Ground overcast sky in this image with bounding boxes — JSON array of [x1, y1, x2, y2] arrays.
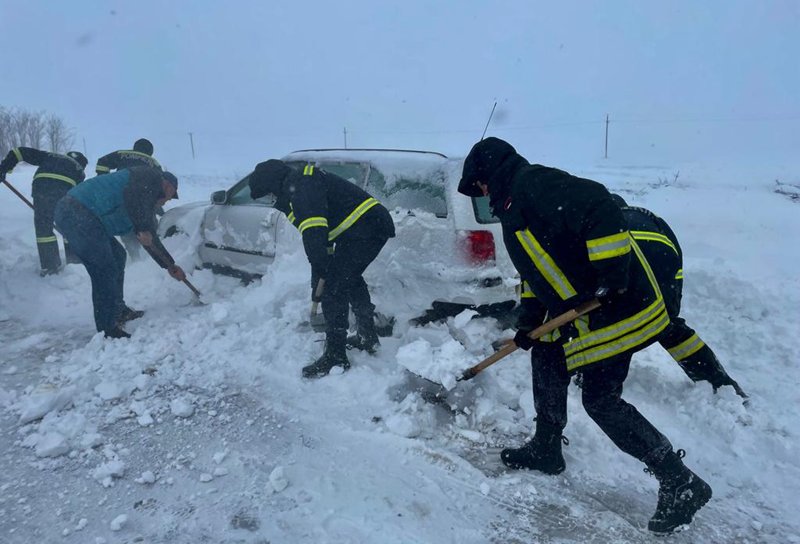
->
[[2, 0, 798, 174]]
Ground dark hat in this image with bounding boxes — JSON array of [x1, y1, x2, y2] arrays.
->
[[458, 137, 518, 197], [66, 151, 88, 169], [163, 171, 179, 199], [133, 138, 154, 156], [609, 193, 628, 208], [249, 159, 291, 199]]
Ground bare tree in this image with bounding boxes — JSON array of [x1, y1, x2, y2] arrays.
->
[[0, 107, 75, 156], [46, 113, 74, 153]]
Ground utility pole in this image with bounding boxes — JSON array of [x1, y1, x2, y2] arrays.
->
[[604, 114, 609, 159], [343, 127, 348, 149], [188, 132, 196, 159]]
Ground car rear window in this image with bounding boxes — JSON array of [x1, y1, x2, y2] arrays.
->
[[472, 196, 499, 224], [366, 166, 448, 217]]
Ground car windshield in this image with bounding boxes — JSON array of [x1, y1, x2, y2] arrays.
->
[[285, 161, 368, 186], [472, 196, 499, 224]]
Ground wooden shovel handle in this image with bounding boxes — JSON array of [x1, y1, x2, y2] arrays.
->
[[457, 299, 602, 381]]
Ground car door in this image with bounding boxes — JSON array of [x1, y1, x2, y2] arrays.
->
[[199, 176, 282, 275]]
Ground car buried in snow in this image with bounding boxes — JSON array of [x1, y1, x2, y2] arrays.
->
[[158, 148, 518, 318]]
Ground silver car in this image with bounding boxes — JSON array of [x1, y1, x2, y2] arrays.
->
[[158, 148, 517, 312]]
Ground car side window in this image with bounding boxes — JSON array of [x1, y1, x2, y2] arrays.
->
[[472, 196, 499, 224], [227, 175, 274, 206], [366, 166, 448, 217]]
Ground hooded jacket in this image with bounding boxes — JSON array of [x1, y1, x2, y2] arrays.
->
[[249, 160, 395, 278], [95, 149, 161, 175], [459, 138, 669, 372]]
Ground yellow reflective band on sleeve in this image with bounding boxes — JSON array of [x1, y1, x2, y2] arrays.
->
[[13, 148, 23, 162], [95, 165, 111, 173], [298, 217, 328, 234], [667, 333, 705, 362], [675, 269, 683, 280], [631, 230, 679, 256], [36, 236, 58, 244], [287, 211, 296, 225], [33, 173, 77, 186], [515, 228, 577, 300], [329, 197, 379, 241], [586, 231, 631, 261], [303, 164, 315, 176]]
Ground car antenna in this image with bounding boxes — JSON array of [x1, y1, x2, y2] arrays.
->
[[480, 101, 498, 140]]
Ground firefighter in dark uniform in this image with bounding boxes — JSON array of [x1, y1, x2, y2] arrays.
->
[[610, 194, 746, 397], [458, 137, 711, 534], [248, 159, 395, 379], [0, 147, 87, 275], [95, 138, 161, 261]]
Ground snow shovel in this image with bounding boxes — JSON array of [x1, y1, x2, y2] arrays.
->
[[146, 242, 204, 302], [298, 278, 326, 332], [456, 298, 601, 382], [2, 177, 35, 210]]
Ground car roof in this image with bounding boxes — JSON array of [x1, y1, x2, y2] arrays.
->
[[285, 148, 448, 159]]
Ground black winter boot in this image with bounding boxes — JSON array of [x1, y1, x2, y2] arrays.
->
[[646, 449, 712, 534], [303, 329, 351, 379], [346, 310, 380, 354], [500, 421, 567, 475], [118, 306, 145, 325], [104, 327, 131, 339]]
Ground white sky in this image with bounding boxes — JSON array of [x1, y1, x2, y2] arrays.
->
[[2, 0, 798, 173]]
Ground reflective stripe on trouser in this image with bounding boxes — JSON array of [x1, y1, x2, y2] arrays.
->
[[32, 181, 72, 271], [321, 236, 388, 335], [54, 197, 127, 333], [530, 343, 672, 462]]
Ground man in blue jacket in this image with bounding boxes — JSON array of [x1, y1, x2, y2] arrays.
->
[[54, 166, 186, 338]]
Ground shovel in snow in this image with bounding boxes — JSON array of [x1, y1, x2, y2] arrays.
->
[[456, 299, 601, 382], [298, 278, 326, 332]]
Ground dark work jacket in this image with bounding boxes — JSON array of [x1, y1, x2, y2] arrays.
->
[[622, 206, 683, 317], [273, 165, 395, 279], [0, 147, 85, 188], [96, 149, 161, 175], [491, 157, 669, 372]]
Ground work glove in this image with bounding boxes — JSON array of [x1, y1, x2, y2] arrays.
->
[[594, 286, 627, 306], [709, 373, 749, 399], [513, 328, 537, 351]]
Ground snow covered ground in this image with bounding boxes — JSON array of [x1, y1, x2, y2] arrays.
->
[[1, 161, 799, 543]]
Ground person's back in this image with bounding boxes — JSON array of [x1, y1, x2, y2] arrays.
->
[[95, 138, 160, 175]]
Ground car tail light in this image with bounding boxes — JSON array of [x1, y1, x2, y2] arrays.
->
[[461, 230, 496, 264]]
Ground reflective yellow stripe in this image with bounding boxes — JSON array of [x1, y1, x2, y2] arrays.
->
[[298, 217, 328, 234], [675, 269, 683, 280], [36, 236, 57, 243], [519, 280, 536, 299], [96, 165, 111, 173], [631, 230, 679, 256], [566, 309, 669, 371], [33, 173, 77, 187], [287, 211, 296, 225], [586, 231, 631, 261], [515, 229, 577, 300], [303, 164, 315, 176], [564, 240, 667, 368], [328, 197, 379, 241], [667, 333, 705, 362], [13, 148, 23, 162]]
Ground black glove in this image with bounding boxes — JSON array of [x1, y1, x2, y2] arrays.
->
[[594, 286, 627, 306], [513, 329, 537, 351]]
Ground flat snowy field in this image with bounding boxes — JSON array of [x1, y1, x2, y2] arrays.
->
[[1, 161, 799, 543]]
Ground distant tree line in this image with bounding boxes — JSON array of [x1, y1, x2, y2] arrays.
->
[[0, 107, 75, 157]]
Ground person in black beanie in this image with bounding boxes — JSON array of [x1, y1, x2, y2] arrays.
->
[[249, 159, 395, 378], [458, 137, 711, 534]]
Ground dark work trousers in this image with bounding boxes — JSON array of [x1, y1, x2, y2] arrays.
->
[[32, 181, 76, 271], [530, 341, 672, 465], [321, 236, 389, 337], [54, 196, 127, 333]]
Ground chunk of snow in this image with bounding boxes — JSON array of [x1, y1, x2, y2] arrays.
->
[[170, 398, 195, 418], [17, 386, 75, 424], [135, 471, 156, 484], [109, 514, 127, 531], [34, 432, 70, 458], [268, 466, 288, 493]]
